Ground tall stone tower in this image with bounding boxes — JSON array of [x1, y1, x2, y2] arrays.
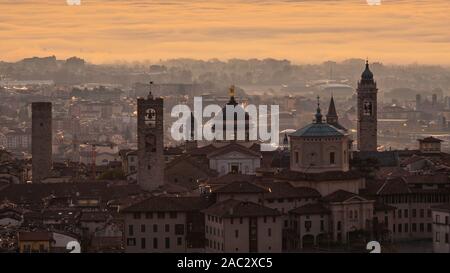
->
[[137, 85, 164, 191], [357, 60, 378, 152], [32, 102, 52, 183]]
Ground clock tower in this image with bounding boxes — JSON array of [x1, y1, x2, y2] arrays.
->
[[357, 60, 378, 152], [137, 83, 164, 191]]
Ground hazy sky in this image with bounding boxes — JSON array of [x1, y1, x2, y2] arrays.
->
[[1, 0, 449, 64]]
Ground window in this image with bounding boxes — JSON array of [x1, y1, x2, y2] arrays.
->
[[165, 238, 170, 249], [398, 224, 402, 233], [412, 223, 417, 232], [240, 217, 243, 224], [264, 216, 267, 223], [405, 223, 408, 232], [133, 212, 141, 219], [420, 209, 424, 218], [295, 152, 299, 163], [428, 210, 432, 218], [412, 209, 416, 218], [165, 224, 170, 232], [231, 218, 234, 224], [398, 210, 402, 219], [337, 221, 341, 231], [127, 238, 136, 246], [436, 215, 440, 224], [446, 216, 449, 225], [177, 237, 183, 246], [404, 209, 408, 218], [158, 212, 165, 219], [436, 232, 440, 242], [153, 224, 158, 232], [329, 152, 335, 165], [305, 221, 312, 232], [427, 223, 432, 232], [320, 220, 324, 232], [268, 228, 272, 237], [170, 212, 177, 219], [145, 212, 153, 219], [175, 224, 185, 235], [420, 223, 424, 232], [141, 224, 146, 233], [273, 217, 276, 223], [141, 238, 146, 249], [128, 225, 134, 236], [235, 230, 239, 238]]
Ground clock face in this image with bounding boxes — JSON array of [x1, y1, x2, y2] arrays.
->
[[144, 108, 156, 128], [363, 101, 373, 116]]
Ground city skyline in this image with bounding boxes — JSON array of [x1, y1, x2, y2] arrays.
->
[[1, 0, 450, 65]]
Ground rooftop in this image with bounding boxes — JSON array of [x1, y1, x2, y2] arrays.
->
[[203, 199, 280, 218]]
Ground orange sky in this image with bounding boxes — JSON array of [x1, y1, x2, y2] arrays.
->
[[1, 0, 449, 64]]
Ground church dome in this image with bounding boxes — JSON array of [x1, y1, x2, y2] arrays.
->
[[291, 96, 346, 138]]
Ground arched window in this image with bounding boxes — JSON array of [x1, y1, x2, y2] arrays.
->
[[329, 152, 335, 165]]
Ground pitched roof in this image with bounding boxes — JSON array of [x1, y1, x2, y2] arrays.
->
[[203, 199, 280, 218], [355, 151, 399, 167], [376, 177, 411, 195], [322, 190, 365, 203], [0, 182, 143, 208], [121, 196, 211, 213], [258, 182, 321, 199], [290, 122, 345, 138], [214, 181, 269, 194], [274, 169, 361, 182], [165, 154, 217, 177], [290, 203, 330, 215], [418, 136, 443, 143], [206, 142, 261, 159]]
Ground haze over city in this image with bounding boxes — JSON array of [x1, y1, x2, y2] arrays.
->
[[1, 0, 449, 64]]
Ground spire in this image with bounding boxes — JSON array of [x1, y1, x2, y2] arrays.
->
[[227, 85, 237, 105], [315, 96, 323, 123], [361, 59, 374, 81], [326, 95, 338, 124]]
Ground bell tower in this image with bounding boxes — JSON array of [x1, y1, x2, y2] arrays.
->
[[137, 82, 164, 191], [357, 60, 378, 152]]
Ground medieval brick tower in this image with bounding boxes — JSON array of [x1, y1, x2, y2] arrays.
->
[[32, 102, 52, 183], [137, 85, 164, 191], [357, 60, 378, 152]]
